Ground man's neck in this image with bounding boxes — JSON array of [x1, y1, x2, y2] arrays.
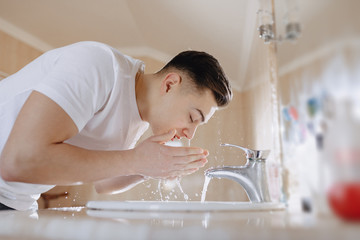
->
[[135, 72, 154, 122]]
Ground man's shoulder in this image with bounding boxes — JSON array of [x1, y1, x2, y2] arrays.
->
[[68, 41, 139, 65], [67, 41, 128, 57], [49, 41, 143, 75], [61, 41, 118, 57]]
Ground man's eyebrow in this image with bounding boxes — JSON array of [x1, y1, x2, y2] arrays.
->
[[196, 108, 205, 123]]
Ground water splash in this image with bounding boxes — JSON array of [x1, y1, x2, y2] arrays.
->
[[181, 138, 191, 147], [158, 180, 164, 201], [176, 178, 189, 201]]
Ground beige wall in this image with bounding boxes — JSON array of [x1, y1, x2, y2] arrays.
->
[[40, 48, 277, 207], [39, 83, 269, 208], [53, 34, 280, 206], [277, 42, 360, 209], [0, 31, 42, 75], [54, 0, 359, 209], [0, 28, 279, 208], [274, 0, 360, 209]]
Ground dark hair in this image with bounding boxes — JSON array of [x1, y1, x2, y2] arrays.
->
[[159, 51, 232, 107]]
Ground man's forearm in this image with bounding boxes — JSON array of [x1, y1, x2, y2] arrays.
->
[[0, 91, 139, 185], [0, 141, 137, 185], [94, 175, 147, 194]]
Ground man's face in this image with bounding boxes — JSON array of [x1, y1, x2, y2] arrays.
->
[[151, 77, 218, 140]]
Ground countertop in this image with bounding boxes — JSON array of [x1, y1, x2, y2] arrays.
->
[[0, 206, 359, 240]]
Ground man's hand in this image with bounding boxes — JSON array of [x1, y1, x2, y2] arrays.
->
[[131, 130, 209, 179]]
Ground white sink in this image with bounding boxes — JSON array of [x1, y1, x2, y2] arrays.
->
[[86, 201, 285, 212]]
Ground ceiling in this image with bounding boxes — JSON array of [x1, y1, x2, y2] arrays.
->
[[0, 0, 261, 91], [0, 0, 347, 91]]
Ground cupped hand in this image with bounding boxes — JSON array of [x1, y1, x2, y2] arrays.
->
[[131, 130, 208, 179]]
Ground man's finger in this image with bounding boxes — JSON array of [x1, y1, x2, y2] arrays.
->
[[173, 154, 208, 164], [163, 146, 205, 156]]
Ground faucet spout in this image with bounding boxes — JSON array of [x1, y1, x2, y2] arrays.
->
[[204, 144, 271, 203]]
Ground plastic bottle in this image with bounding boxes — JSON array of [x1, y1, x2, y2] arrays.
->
[[325, 99, 360, 221]]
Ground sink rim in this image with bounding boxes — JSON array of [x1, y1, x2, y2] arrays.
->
[[86, 200, 286, 212]]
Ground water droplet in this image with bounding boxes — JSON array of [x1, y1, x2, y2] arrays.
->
[[176, 178, 189, 201], [158, 180, 164, 201]]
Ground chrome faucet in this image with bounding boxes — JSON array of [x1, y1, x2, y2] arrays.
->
[[204, 143, 271, 203]]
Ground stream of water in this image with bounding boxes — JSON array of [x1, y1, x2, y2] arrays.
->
[[201, 176, 211, 203]]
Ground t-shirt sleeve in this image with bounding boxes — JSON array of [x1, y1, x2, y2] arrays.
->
[[33, 43, 115, 131]]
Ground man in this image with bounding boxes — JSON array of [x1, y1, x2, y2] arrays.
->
[[0, 41, 232, 211]]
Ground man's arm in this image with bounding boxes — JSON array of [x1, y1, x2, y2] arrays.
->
[[0, 91, 208, 185], [0, 91, 136, 184], [94, 175, 147, 194]]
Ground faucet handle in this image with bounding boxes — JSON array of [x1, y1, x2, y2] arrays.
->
[[220, 143, 270, 160]]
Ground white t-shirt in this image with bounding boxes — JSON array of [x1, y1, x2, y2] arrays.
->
[[0, 41, 149, 210]]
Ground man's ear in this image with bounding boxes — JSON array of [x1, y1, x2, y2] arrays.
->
[[160, 73, 182, 95]]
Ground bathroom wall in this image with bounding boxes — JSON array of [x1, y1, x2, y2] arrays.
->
[[36, 31, 277, 207], [0, 30, 42, 76], [277, 42, 360, 212], [0, 12, 281, 207], [0, 71, 6, 80], [66, 25, 281, 206], [2, 0, 359, 211], [38, 70, 273, 207], [275, 0, 360, 212]]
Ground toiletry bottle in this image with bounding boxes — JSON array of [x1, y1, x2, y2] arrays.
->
[[326, 99, 360, 221]]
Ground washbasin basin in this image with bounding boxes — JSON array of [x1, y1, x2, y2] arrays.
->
[[86, 201, 286, 227], [86, 201, 285, 212]]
